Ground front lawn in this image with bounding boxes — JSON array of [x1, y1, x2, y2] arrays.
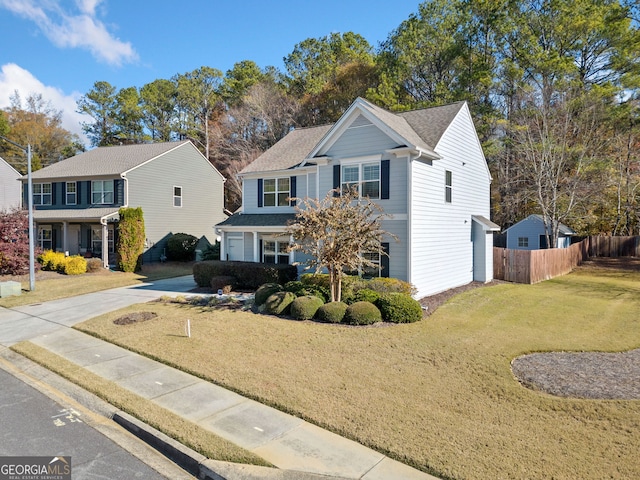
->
[[74, 262, 640, 479], [0, 262, 194, 308]]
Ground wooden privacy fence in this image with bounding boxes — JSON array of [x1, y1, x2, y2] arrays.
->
[[493, 235, 638, 284]]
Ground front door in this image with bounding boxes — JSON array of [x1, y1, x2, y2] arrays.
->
[[68, 224, 81, 255], [227, 237, 243, 261]]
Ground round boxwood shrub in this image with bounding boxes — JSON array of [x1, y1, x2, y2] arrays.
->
[[376, 292, 423, 323], [290, 295, 325, 320], [254, 283, 283, 305], [264, 291, 296, 315], [315, 302, 348, 323], [354, 288, 381, 304], [284, 281, 329, 302], [343, 301, 382, 325], [166, 233, 199, 261]]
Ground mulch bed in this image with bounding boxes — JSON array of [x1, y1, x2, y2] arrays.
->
[[113, 311, 158, 325]]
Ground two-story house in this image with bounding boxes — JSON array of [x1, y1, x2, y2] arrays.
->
[[1, 156, 21, 211], [216, 97, 499, 298], [22, 140, 226, 268]]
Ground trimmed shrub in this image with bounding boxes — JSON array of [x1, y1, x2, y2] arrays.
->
[[290, 295, 325, 320], [193, 261, 297, 289], [254, 283, 283, 305], [315, 302, 348, 323], [211, 275, 236, 294], [85, 258, 104, 272], [38, 250, 65, 271], [377, 293, 423, 323], [166, 233, 199, 261], [62, 256, 87, 275], [264, 291, 296, 315], [365, 277, 417, 296], [117, 207, 145, 272], [201, 242, 220, 261], [284, 281, 329, 302], [344, 301, 382, 325], [354, 288, 380, 304]]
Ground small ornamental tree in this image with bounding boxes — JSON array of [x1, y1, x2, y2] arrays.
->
[[287, 188, 396, 302], [116, 207, 145, 272], [0, 208, 40, 275]]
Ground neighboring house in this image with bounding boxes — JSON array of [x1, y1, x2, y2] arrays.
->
[[216, 97, 499, 298], [504, 214, 577, 250], [21, 140, 226, 267], [1, 156, 21, 211]]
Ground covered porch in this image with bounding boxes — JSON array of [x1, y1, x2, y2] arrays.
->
[[33, 208, 120, 268]]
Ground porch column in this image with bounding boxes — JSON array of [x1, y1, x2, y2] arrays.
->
[[289, 234, 295, 264], [102, 223, 108, 268], [219, 231, 225, 261], [253, 232, 259, 262]]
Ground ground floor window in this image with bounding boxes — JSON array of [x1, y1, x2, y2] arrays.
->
[[362, 250, 382, 278], [38, 225, 52, 250], [518, 236, 529, 248], [91, 226, 114, 256], [263, 239, 289, 264]]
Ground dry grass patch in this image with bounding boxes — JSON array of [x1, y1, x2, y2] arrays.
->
[[10, 341, 271, 467], [0, 262, 194, 308], [76, 266, 640, 480]]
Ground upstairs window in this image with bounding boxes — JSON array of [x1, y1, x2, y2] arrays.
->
[[33, 183, 52, 205], [92, 180, 114, 204], [263, 178, 290, 207], [445, 170, 452, 203], [173, 186, 182, 207], [66, 182, 76, 205], [341, 162, 380, 199]]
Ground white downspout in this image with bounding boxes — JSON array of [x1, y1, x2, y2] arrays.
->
[[100, 216, 109, 269]]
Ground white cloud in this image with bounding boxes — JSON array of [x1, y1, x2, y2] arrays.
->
[[0, 0, 137, 66], [0, 63, 90, 145]]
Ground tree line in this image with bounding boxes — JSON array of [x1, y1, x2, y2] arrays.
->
[[2, 0, 639, 237]]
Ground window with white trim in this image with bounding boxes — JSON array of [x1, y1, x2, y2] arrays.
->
[[263, 178, 290, 207], [33, 183, 52, 205], [66, 182, 76, 205], [92, 180, 114, 204], [38, 225, 52, 250], [91, 226, 114, 256], [263, 239, 289, 264], [173, 186, 182, 207], [445, 170, 452, 203], [518, 237, 529, 248], [362, 250, 382, 278], [341, 162, 380, 199]]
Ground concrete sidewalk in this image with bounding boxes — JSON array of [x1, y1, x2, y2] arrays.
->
[[0, 276, 438, 480]]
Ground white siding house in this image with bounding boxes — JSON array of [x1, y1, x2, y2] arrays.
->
[[504, 214, 576, 250], [216, 98, 499, 298], [0, 156, 21, 211]]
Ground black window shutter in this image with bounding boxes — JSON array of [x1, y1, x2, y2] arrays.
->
[[77, 182, 82, 205], [290, 176, 297, 206], [88, 181, 92, 204], [381, 242, 390, 278], [62, 182, 67, 204], [51, 183, 57, 205], [52, 229, 57, 250], [333, 165, 340, 196], [259, 239, 263, 262], [381, 159, 390, 200], [257, 179, 263, 207], [115, 179, 124, 205]]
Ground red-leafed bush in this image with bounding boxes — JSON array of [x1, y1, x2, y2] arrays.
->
[[0, 209, 40, 275]]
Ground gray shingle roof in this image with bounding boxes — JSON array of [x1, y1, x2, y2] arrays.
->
[[216, 213, 297, 228], [28, 140, 191, 180], [33, 207, 119, 222], [240, 98, 465, 175], [240, 125, 332, 174]]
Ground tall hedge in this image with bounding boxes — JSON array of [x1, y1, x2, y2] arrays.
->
[[116, 207, 145, 272]]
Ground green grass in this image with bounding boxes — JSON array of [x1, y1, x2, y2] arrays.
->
[[71, 264, 640, 479], [0, 262, 194, 308]]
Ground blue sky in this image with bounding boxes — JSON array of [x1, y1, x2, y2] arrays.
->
[[0, 0, 421, 143]]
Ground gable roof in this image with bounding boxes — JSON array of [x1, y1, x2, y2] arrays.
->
[[27, 140, 192, 180], [504, 214, 576, 236], [1, 156, 20, 176], [241, 98, 466, 175]]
